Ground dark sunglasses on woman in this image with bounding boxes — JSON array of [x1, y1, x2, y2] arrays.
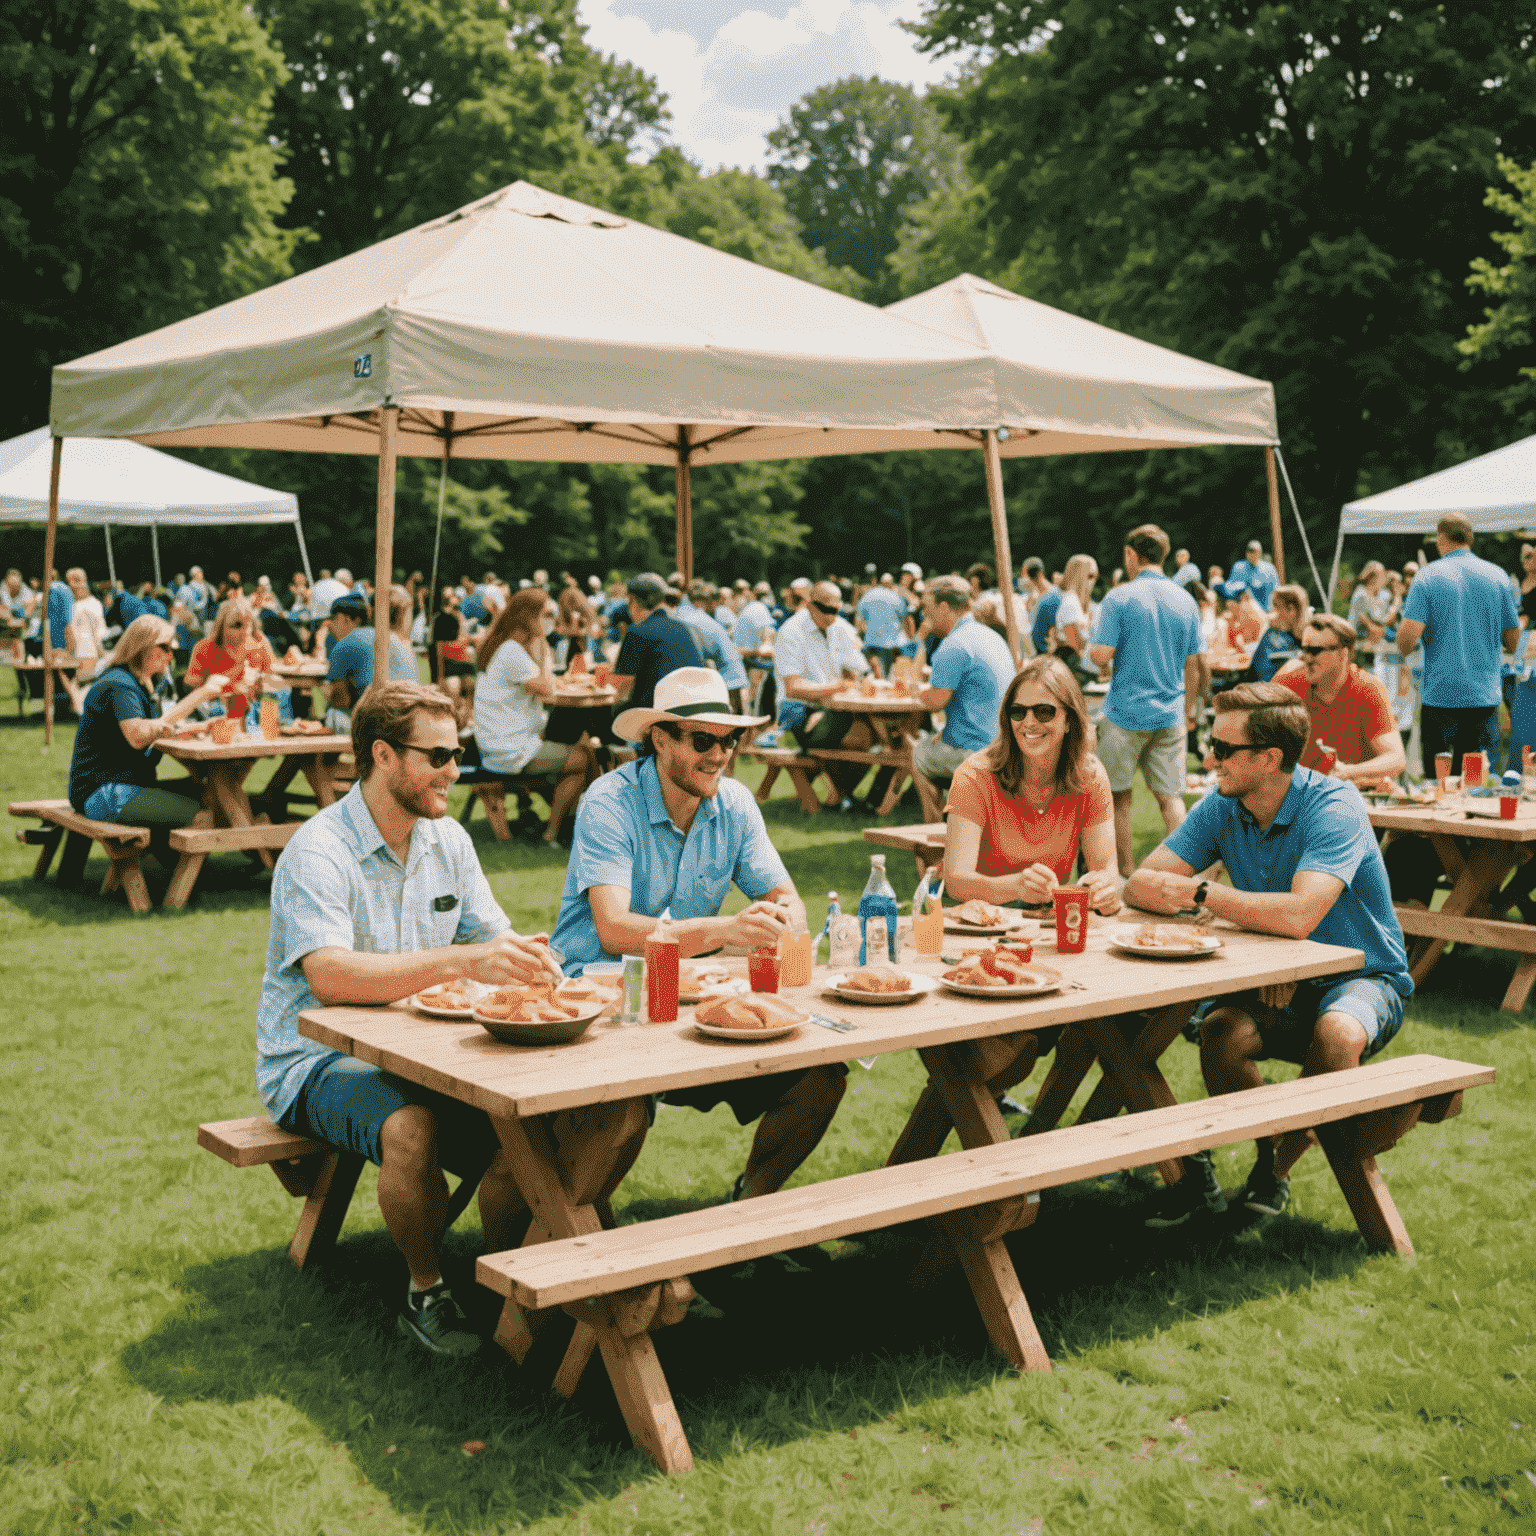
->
[[1007, 702, 1059, 724]]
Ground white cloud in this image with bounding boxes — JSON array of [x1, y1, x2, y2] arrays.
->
[[579, 0, 954, 172]]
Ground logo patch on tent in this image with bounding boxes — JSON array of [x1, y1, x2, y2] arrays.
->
[[354, 354, 372, 379]]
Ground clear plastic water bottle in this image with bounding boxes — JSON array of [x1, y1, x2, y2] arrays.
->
[[858, 855, 899, 966], [816, 891, 840, 965]]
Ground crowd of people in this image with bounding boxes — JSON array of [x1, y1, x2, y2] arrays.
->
[[24, 510, 1535, 1353]]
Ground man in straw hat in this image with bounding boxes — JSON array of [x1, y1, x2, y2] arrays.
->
[[552, 668, 847, 1202]]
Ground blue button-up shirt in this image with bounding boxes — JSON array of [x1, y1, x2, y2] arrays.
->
[[674, 605, 749, 690], [255, 784, 510, 1121], [732, 599, 776, 650], [1228, 557, 1278, 608], [1165, 768, 1411, 996], [551, 757, 792, 975]]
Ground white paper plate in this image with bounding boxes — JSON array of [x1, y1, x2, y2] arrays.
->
[[409, 985, 490, 1018], [824, 972, 939, 1005], [694, 1018, 802, 1042], [942, 910, 1033, 936], [941, 971, 1062, 999], [1109, 934, 1223, 959], [679, 974, 749, 1003]]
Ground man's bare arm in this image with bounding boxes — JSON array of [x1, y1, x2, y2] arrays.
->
[[1394, 618, 1424, 656], [302, 932, 563, 1004], [1334, 728, 1408, 784], [588, 883, 801, 957]]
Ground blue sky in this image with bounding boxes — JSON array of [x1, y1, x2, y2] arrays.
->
[[577, 1, 954, 171]]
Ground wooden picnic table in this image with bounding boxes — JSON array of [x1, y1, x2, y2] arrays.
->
[[270, 658, 328, 681], [826, 688, 927, 815], [155, 728, 351, 903], [3, 654, 82, 716], [300, 922, 1361, 1470], [548, 686, 616, 709], [863, 821, 947, 879], [1368, 795, 1536, 1011]]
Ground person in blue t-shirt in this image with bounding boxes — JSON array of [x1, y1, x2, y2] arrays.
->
[[856, 576, 911, 676], [1030, 583, 1064, 656], [910, 576, 1016, 820], [1126, 680, 1411, 1228], [1396, 512, 1521, 777], [1228, 541, 1279, 609]]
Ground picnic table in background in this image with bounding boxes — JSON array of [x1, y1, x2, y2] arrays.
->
[[863, 821, 947, 880], [1369, 792, 1536, 1011], [155, 726, 351, 907], [299, 922, 1362, 1471], [3, 654, 81, 716], [270, 657, 328, 681], [825, 683, 927, 815]]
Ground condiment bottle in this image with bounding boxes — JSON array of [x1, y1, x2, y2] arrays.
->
[[644, 911, 679, 1023]]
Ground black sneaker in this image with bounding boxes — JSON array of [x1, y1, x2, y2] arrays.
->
[[1144, 1161, 1227, 1229], [1240, 1168, 1291, 1218], [397, 1282, 482, 1358]]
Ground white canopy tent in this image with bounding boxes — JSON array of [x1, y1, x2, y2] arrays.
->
[[1330, 434, 1536, 599], [48, 180, 1285, 708], [0, 425, 309, 589]]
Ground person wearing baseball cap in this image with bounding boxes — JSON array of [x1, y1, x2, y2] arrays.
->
[[608, 573, 703, 735], [552, 667, 847, 1199]]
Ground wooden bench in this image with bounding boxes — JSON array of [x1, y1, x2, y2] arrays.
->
[[740, 744, 833, 814], [9, 798, 154, 913], [477, 1053, 1491, 1470], [458, 769, 562, 841], [164, 817, 303, 909], [198, 1114, 485, 1270]]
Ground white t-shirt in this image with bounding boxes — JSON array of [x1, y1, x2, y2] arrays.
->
[[473, 638, 548, 773], [1055, 591, 1092, 646], [69, 597, 107, 657], [308, 578, 347, 618]]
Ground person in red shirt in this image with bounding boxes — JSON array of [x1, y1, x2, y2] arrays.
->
[[185, 598, 277, 724], [1276, 613, 1406, 783]]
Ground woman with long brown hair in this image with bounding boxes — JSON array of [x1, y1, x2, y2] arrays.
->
[[472, 587, 598, 842], [944, 656, 1121, 913], [185, 596, 276, 724]]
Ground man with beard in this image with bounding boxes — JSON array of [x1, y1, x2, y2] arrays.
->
[[552, 668, 847, 1201], [256, 682, 569, 1357]]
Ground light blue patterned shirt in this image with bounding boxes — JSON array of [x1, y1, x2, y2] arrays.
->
[[551, 757, 791, 975], [255, 783, 510, 1120]]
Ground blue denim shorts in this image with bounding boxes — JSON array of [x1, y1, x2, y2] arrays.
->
[[1192, 974, 1406, 1065], [280, 1054, 501, 1178]]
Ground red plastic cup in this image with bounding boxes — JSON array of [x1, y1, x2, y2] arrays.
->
[[1463, 751, 1487, 789], [747, 945, 781, 994], [594, 664, 612, 689], [1501, 795, 1518, 820], [1318, 746, 1337, 776], [1052, 886, 1090, 955], [644, 931, 679, 1022]]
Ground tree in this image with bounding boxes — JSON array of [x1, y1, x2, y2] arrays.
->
[[1460, 156, 1536, 432], [765, 76, 964, 302], [907, 0, 1536, 578], [0, 0, 297, 429]]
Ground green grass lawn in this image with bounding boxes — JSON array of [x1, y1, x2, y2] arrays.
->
[[1, 705, 1533, 1534]]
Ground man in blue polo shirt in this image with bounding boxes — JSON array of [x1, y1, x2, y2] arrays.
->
[[1089, 524, 1206, 876], [1126, 680, 1411, 1227], [1030, 579, 1064, 656], [1228, 540, 1279, 609], [1395, 512, 1520, 777], [552, 668, 846, 1201], [856, 574, 910, 676], [911, 576, 1016, 820]]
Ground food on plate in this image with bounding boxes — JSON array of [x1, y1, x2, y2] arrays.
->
[[1130, 923, 1216, 952], [279, 718, 331, 736], [839, 965, 911, 995], [680, 961, 738, 998], [950, 899, 1013, 927], [942, 946, 1056, 988], [694, 993, 804, 1030], [416, 977, 486, 1007], [477, 984, 585, 1024]]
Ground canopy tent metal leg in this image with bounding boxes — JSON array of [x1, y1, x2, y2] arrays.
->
[[983, 430, 1022, 666], [43, 437, 61, 748], [1264, 447, 1286, 584], [293, 516, 314, 588], [103, 524, 116, 585], [374, 407, 400, 683], [427, 413, 454, 623], [1274, 447, 1327, 605], [150, 523, 162, 589], [675, 426, 693, 586]]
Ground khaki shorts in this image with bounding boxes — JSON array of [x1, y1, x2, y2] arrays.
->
[[912, 733, 971, 781], [1096, 717, 1189, 798]]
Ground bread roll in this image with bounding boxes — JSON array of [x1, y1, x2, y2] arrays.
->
[[843, 966, 911, 994]]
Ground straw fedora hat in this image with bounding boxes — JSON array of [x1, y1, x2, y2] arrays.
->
[[613, 666, 768, 742]]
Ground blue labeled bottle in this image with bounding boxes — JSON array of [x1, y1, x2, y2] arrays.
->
[[858, 854, 899, 966]]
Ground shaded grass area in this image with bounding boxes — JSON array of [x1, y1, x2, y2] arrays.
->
[[2, 713, 1533, 1533]]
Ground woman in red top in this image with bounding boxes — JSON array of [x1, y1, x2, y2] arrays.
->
[[945, 656, 1121, 915], [185, 598, 276, 724]]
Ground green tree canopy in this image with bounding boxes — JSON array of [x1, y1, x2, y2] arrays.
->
[[1, 0, 297, 429], [902, 0, 1536, 581], [1460, 156, 1536, 433], [766, 76, 964, 302]]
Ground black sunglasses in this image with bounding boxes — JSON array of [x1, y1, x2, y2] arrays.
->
[[1299, 643, 1346, 657], [810, 600, 841, 616], [657, 723, 744, 754], [386, 740, 465, 769], [1007, 702, 1059, 724], [1208, 737, 1258, 761]]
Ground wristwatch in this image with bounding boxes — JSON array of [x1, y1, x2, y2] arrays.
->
[[1192, 880, 1211, 907]]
